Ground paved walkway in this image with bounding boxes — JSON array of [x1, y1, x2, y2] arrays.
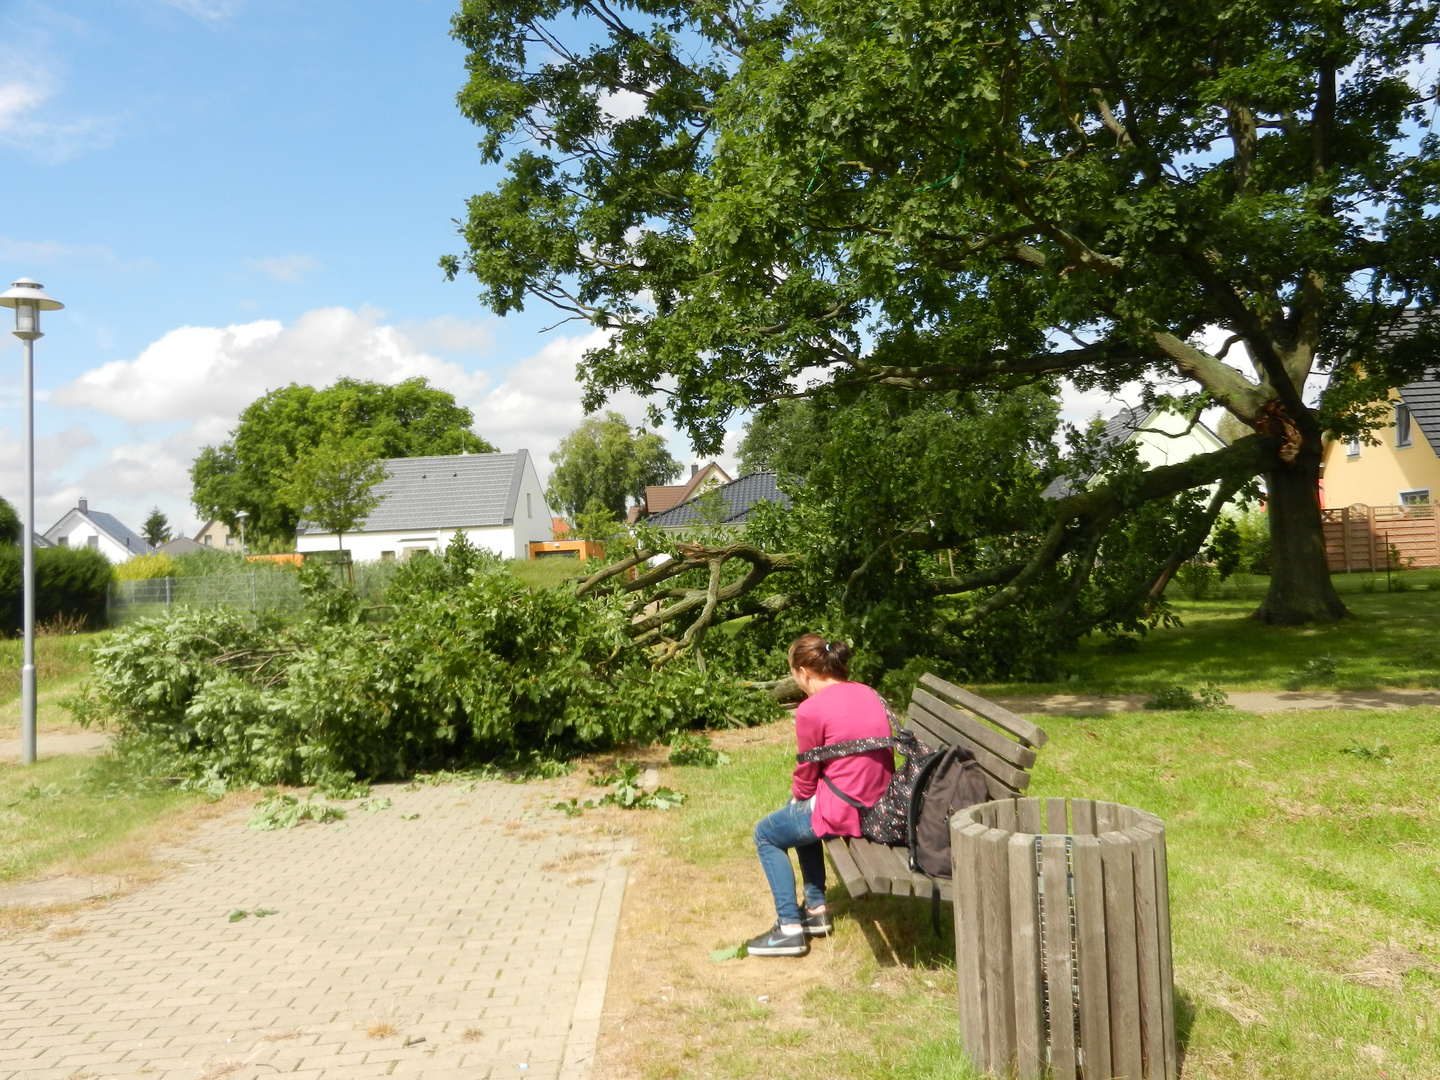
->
[[991, 687, 1440, 716], [0, 781, 629, 1080], [0, 731, 111, 760]]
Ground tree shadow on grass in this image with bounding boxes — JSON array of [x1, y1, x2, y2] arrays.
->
[[834, 892, 955, 969]]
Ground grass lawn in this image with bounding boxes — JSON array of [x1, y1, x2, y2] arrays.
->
[[973, 589, 1440, 696], [595, 705, 1440, 1080], [0, 631, 101, 737]]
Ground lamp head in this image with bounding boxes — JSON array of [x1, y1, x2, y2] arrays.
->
[[0, 278, 64, 340]]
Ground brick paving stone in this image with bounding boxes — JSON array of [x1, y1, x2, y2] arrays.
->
[[0, 780, 630, 1080]]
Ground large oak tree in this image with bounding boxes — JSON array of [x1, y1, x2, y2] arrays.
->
[[445, 0, 1440, 625]]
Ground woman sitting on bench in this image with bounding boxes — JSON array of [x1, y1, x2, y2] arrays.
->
[[747, 634, 895, 958]]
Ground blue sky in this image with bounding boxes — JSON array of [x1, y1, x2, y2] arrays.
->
[[0, 0, 680, 536]]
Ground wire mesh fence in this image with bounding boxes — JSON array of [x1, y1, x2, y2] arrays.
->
[[107, 563, 400, 625]]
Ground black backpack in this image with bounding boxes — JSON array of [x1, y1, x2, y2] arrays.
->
[[906, 744, 990, 878]]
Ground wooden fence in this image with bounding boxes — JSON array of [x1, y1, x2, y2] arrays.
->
[[951, 797, 1176, 1080], [1323, 504, 1440, 572]]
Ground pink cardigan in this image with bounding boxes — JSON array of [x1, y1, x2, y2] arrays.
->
[[792, 681, 895, 837]]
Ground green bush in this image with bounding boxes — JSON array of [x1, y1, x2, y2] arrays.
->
[[0, 546, 113, 634], [71, 537, 779, 790], [115, 553, 176, 581]]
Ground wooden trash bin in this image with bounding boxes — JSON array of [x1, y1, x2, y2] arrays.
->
[[950, 797, 1176, 1080]]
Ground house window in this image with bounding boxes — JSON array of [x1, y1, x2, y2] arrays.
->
[[87, 536, 99, 550], [225, 535, 235, 546], [380, 550, 396, 561], [1400, 488, 1431, 506], [57, 536, 68, 548], [1396, 402, 1413, 448], [1345, 436, 1361, 458], [527, 492, 533, 518], [203, 535, 213, 546]]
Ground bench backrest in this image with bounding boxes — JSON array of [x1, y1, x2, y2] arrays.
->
[[903, 674, 1049, 801]]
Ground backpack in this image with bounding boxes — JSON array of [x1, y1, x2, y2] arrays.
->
[[906, 744, 990, 878]]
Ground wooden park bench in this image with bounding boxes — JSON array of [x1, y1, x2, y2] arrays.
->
[[822, 674, 1049, 903]]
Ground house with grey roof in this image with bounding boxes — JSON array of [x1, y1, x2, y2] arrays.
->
[[1043, 405, 1225, 499], [42, 499, 147, 563], [293, 451, 554, 561], [644, 471, 791, 533]]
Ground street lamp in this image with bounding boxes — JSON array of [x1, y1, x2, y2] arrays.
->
[[0, 278, 64, 767], [236, 509, 249, 556]]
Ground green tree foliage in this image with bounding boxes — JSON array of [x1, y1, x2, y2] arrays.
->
[[546, 411, 680, 520], [140, 508, 170, 548], [736, 400, 827, 479], [76, 538, 778, 789], [277, 440, 390, 551], [443, 0, 1440, 625], [0, 496, 19, 546], [0, 547, 113, 633], [191, 377, 495, 546]]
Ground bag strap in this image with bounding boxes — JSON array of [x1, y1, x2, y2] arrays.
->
[[822, 776, 871, 810], [796, 735, 894, 765]]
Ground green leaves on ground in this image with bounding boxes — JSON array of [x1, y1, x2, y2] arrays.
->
[[596, 762, 686, 811], [709, 942, 748, 963], [247, 792, 347, 831]]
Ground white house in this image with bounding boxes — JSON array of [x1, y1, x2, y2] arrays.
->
[[294, 451, 554, 561], [1044, 406, 1226, 499], [43, 499, 147, 563]]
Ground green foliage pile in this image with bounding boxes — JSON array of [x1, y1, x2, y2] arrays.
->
[[0, 547, 113, 635], [73, 535, 779, 791]]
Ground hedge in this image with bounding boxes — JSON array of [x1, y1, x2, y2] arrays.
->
[[0, 546, 114, 634]]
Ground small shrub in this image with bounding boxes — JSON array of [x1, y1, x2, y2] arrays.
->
[[114, 553, 176, 582], [597, 761, 686, 810], [1145, 683, 1230, 711], [1286, 656, 1337, 689], [669, 731, 731, 768], [0, 546, 113, 634]]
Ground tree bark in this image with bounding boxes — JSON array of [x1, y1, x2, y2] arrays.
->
[[1253, 441, 1348, 624]]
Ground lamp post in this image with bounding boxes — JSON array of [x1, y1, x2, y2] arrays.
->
[[0, 278, 64, 767], [236, 509, 249, 556]]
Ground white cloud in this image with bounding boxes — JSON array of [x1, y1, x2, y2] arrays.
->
[[0, 236, 150, 277], [0, 53, 117, 163], [155, 0, 243, 19], [18, 306, 697, 536], [244, 253, 319, 282]]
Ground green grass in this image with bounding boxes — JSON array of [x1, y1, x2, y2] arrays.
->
[[644, 706, 1440, 1079], [507, 556, 591, 589], [974, 590, 1440, 696], [0, 755, 204, 884], [0, 632, 99, 734]]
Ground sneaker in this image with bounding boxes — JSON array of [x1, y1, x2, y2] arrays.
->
[[800, 907, 833, 937], [746, 922, 809, 957]]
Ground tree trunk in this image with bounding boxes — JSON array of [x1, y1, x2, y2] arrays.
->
[[1253, 443, 1348, 624]]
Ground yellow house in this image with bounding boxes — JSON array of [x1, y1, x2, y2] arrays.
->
[[1320, 373, 1440, 508]]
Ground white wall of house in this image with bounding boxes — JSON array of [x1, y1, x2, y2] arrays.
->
[[44, 512, 139, 564], [296, 526, 521, 561], [1130, 411, 1225, 468], [511, 454, 555, 554]]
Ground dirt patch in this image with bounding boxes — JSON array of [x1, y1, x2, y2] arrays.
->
[[1342, 943, 1434, 991]]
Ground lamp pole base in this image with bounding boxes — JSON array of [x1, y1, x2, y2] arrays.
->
[[21, 664, 36, 765]]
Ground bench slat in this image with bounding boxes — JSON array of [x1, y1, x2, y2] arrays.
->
[[919, 673, 1049, 748], [848, 837, 901, 894], [908, 699, 1034, 792], [823, 837, 869, 898], [911, 688, 1038, 769]]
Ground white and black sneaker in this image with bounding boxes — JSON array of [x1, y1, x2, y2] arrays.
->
[[800, 907, 833, 937], [746, 922, 809, 957]]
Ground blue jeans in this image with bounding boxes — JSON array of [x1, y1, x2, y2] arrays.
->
[[754, 797, 827, 925]]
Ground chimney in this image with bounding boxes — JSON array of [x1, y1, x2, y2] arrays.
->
[[690, 464, 698, 477], [78, 497, 88, 513]]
